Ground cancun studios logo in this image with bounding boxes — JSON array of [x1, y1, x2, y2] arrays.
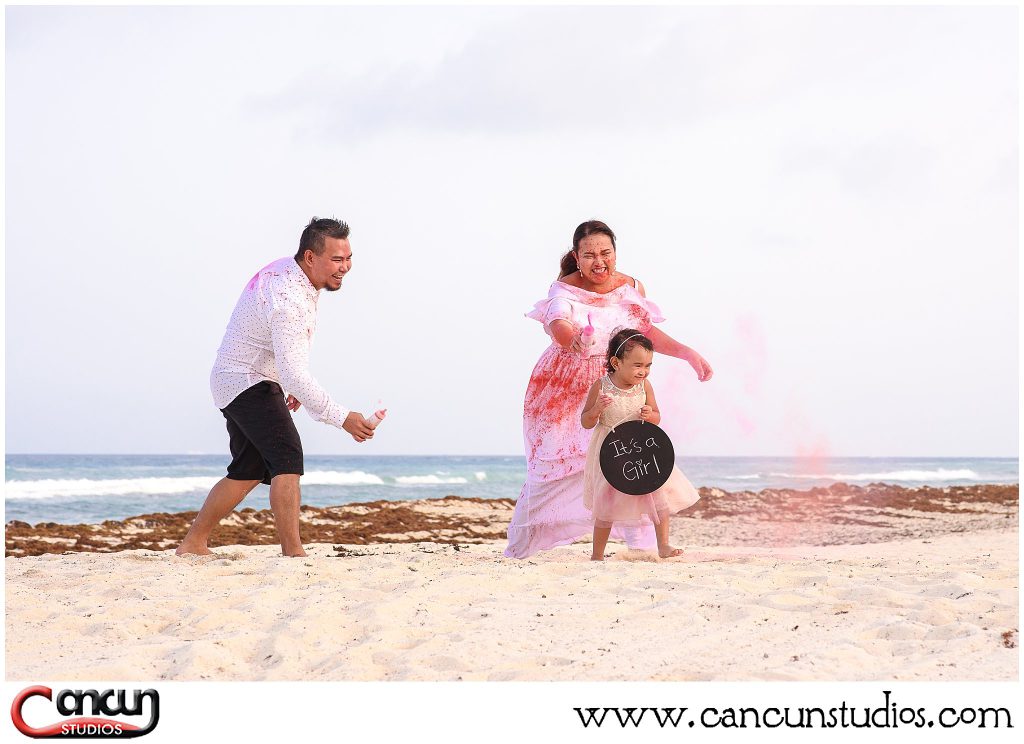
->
[[11, 686, 159, 739]]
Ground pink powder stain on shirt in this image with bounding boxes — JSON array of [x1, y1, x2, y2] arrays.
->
[[245, 260, 285, 292]]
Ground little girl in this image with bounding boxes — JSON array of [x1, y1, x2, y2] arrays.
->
[[580, 328, 701, 561]]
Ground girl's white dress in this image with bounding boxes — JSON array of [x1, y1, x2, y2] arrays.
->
[[582, 375, 700, 526]]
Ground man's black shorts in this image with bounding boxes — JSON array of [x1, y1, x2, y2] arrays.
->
[[221, 381, 303, 485]]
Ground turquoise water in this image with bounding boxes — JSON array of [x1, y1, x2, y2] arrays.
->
[[4, 454, 1018, 525]]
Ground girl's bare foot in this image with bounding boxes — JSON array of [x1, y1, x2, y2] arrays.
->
[[658, 546, 684, 558]]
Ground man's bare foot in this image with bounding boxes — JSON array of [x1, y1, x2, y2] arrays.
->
[[283, 549, 308, 558], [590, 555, 605, 561], [658, 546, 684, 558], [175, 542, 213, 557]]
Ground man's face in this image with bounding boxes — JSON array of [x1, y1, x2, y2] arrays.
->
[[305, 237, 352, 292]]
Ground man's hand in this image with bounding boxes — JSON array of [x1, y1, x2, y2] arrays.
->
[[286, 394, 302, 412], [342, 412, 376, 442]]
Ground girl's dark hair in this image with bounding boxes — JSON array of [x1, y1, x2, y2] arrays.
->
[[559, 220, 617, 277], [605, 328, 653, 374]]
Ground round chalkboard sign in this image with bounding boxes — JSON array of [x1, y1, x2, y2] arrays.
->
[[599, 420, 676, 496]]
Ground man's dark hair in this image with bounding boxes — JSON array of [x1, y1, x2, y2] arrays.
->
[[295, 217, 350, 260]]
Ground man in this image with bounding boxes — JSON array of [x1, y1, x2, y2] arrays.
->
[[176, 217, 375, 558]]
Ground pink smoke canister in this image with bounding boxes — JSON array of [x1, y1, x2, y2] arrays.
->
[[581, 313, 595, 349]]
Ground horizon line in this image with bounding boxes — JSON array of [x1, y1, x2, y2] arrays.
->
[[4, 452, 1020, 459]]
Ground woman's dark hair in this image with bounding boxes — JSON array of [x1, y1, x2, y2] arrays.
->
[[295, 217, 350, 260], [605, 328, 653, 374], [559, 220, 617, 277]]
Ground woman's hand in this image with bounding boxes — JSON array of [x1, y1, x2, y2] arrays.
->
[[549, 319, 589, 355], [684, 350, 714, 382], [569, 331, 590, 355], [647, 327, 713, 381]]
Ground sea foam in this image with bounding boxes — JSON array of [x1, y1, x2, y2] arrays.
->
[[5, 469, 386, 499], [302, 470, 385, 486], [394, 475, 470, 485], [4, 477, 220, 499]]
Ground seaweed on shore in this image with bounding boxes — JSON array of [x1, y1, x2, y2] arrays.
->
[[4, 485, 1017, 558]]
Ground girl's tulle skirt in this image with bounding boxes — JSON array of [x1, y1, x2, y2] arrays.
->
[[582, 422, 700, 526]]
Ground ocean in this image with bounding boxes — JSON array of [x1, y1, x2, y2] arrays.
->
[[3, 455, 1017, 526]]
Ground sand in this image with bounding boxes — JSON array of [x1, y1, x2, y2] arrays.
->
[[5, 528, 1017, 682]]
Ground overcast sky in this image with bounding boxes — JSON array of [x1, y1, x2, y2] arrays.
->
[[4, 4, 1018, 457]]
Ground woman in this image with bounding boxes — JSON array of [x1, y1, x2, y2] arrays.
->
[[504, 220, 713, 559]]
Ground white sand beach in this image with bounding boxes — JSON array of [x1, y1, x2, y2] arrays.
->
[[5, 528, 1017, 682]]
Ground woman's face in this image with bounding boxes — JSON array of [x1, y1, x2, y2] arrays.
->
[[573, 234, 616, 286]]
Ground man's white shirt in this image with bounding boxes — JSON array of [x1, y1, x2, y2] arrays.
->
[[210, 257, 350, 427]]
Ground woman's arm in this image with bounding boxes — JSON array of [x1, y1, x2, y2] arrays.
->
[[639, 379, 661, 426], [549, 319, 584, 353], [630, 276, 711, 381], [647, 326, 713, 382]]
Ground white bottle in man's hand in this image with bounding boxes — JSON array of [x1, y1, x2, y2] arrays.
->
[[367, 408, 387, 429]]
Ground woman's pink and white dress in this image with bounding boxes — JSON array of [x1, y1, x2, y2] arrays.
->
[[504, 279, 668, 558], [582, 375, 700, 526]]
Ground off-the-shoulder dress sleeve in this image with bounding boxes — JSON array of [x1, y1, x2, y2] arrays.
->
[[617, 284, 665, 334], [525, 283, 576, 331], [524, 281, 666, 339]]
